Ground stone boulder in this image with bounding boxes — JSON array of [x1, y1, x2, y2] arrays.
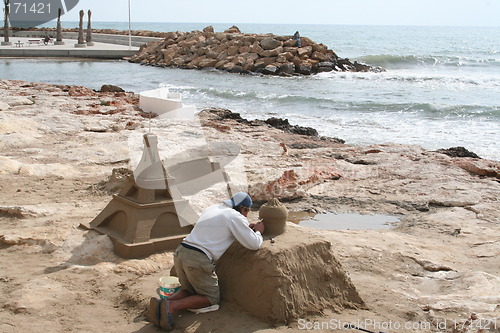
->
[[297, 63, 313, 75], [260, 46, 283, 57], [317, 61, 335, 72], [203, 25, 214, 33], [312, 51, 328, 61], [263, 65, 279, 75], [260, 37, 282, 50], [100, 84, 125, 93], [297, 46, 312, 58], [279, 63, 296, 75], [224, 25, 241, 34]]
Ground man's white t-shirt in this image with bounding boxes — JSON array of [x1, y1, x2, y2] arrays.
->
[[183, 204, 263, 261]]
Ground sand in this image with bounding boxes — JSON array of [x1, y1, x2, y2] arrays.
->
[[0, 79, 499, 333]]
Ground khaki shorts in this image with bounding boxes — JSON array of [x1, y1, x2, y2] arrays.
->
[[173, 245, 220, 305]]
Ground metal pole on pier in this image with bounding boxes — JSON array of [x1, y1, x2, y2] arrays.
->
[[128, 0, 131, 49]]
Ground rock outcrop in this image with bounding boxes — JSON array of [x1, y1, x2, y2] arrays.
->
[[128, 25, 383, 76]]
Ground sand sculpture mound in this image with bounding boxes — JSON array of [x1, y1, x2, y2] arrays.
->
[[216, 225, 365, 324], [259, 198, 288, 235]]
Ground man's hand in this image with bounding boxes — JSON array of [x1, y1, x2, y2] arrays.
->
[[251, 221, 265, 233]]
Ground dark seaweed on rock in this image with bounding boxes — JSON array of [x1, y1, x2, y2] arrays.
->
[[264, 117, 318, 137], [436, 147, 481, 159]]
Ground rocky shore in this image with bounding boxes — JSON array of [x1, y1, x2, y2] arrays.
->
[[128, 25, 383, 76], [0, 79, 499, 333]]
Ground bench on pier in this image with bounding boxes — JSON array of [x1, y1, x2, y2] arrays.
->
[[27, 39, 42, 46]]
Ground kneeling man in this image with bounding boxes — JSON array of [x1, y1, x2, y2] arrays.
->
[[149, 192, 264, 331]]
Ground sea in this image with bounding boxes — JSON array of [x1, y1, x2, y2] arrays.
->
[[1, 22, 499, 161]]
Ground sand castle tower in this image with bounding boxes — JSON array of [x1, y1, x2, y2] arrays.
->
[[89, 133, 198, 258], [259, 198, 288, 235]]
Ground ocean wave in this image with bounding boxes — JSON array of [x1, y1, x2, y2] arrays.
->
[[356, 54, 500, 68], [164, 82, 499, 119], [183, 86, 330, 105], [350, 102, 499, 117], [319, 70, 500, 87], [356, 54, 435, 66]]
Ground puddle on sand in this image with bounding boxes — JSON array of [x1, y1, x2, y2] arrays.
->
[[289, 212, 400, 230]]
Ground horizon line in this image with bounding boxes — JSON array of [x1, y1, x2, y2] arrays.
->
[[48, 20, 500, 29]]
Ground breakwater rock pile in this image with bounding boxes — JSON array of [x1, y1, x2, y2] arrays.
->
[[129, 25, 383, 76]]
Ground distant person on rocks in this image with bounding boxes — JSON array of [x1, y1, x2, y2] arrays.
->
[[293, 31, 302, 47], [148, 192, 264, 331]]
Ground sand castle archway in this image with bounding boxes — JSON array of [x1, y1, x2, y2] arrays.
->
[[88, 133, 199, 258], [150, 212, 186, 239], [97, 210, 128, 240]]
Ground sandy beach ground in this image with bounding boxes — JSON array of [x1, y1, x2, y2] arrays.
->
[[0, 79, 499, 333]]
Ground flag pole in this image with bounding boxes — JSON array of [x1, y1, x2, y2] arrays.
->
[[128, 0, 131, 49]]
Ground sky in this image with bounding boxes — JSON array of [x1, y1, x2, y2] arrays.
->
[[56, 0, 500, 27]]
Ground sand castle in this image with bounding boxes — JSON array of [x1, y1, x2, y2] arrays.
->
[[87, 89, 229, 258], [88, 133, 198, 258]]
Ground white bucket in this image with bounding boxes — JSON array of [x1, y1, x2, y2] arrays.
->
[[158, 276, 180, 299]]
